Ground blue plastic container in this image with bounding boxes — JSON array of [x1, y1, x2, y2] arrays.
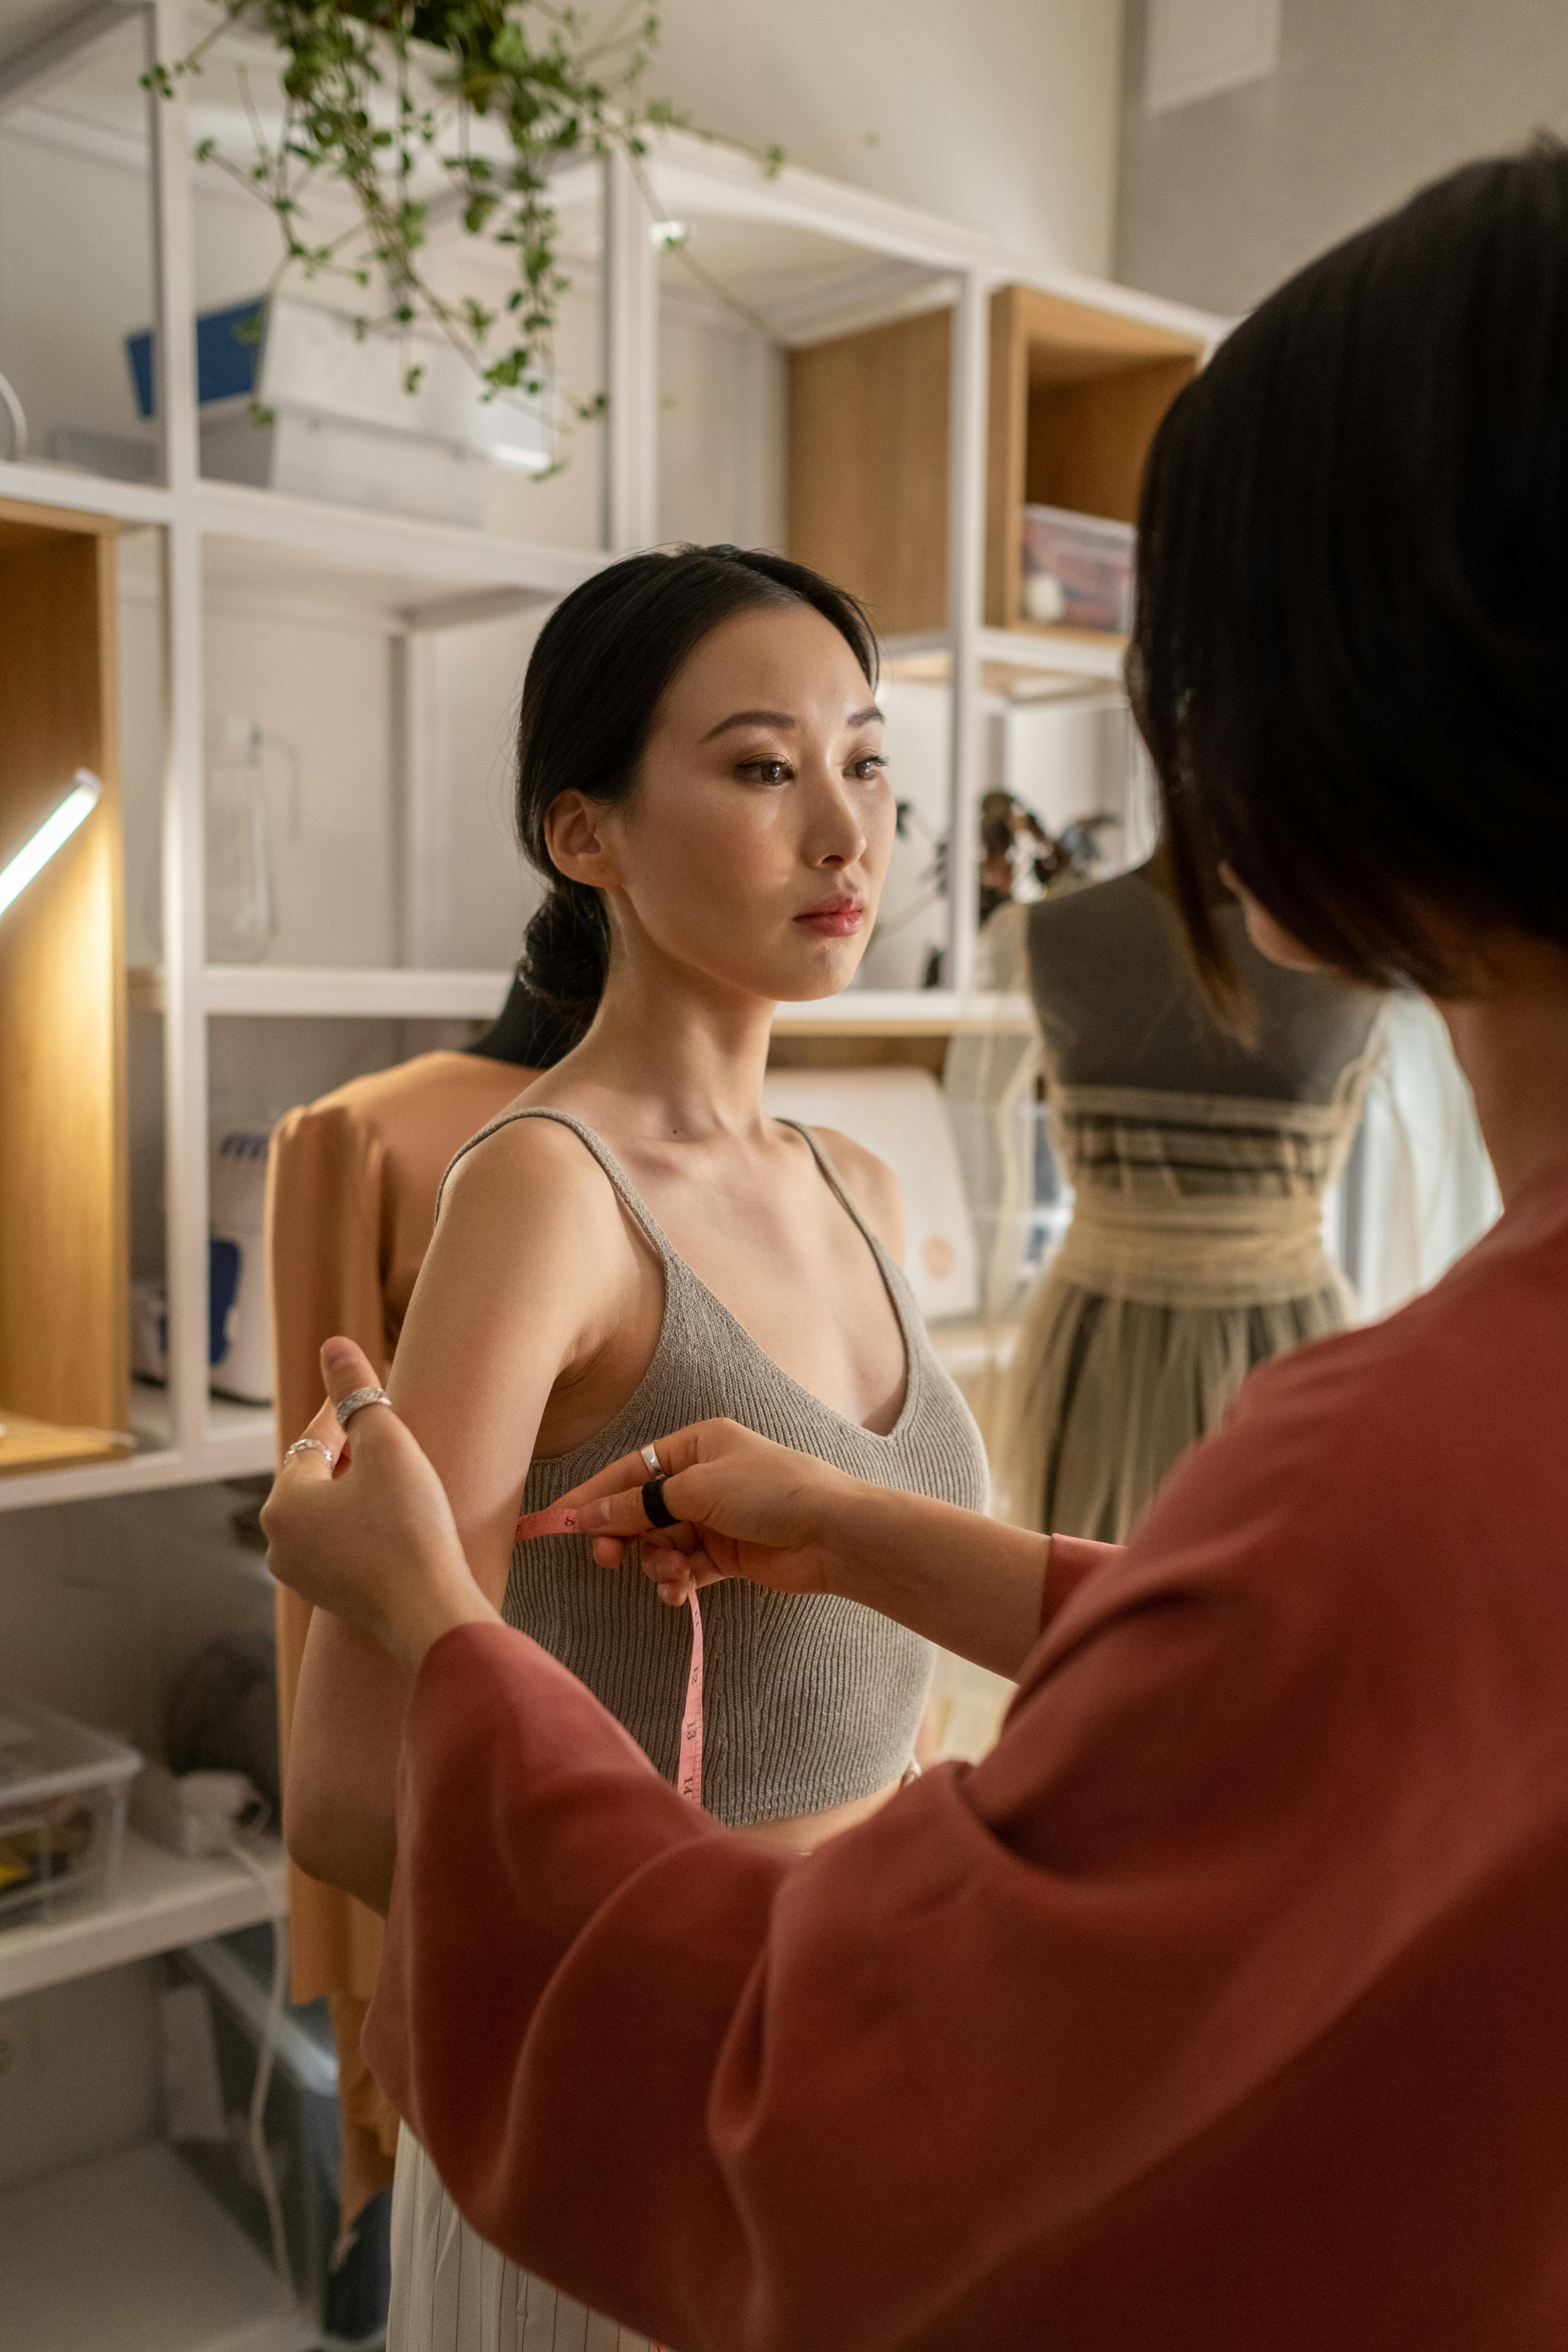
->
[[126, 299, 266, 419]]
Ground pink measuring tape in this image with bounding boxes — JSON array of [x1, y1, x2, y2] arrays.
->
[[514, 1501, 705, 1810]]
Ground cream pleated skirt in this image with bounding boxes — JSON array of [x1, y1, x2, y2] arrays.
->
[[389, 2125, 656, 2352], [992, 1265, 1349, 1544]]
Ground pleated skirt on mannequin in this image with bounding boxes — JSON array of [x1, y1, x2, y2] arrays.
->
[[994, 1266, 1349, 1543]]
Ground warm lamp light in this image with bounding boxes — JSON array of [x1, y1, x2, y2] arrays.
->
[[0, 770, 102, 920]]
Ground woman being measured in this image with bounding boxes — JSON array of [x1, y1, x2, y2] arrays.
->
[[283, 544, 986, 2352]]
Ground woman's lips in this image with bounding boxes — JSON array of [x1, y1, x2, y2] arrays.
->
[[794, 898, 865, 938]]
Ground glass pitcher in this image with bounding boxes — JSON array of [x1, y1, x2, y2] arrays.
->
[[206, 715, 276, 963]]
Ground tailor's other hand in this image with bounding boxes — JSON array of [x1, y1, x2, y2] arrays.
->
[[260, 1337, 499, 1674], [547, 1420, 859, 1609]]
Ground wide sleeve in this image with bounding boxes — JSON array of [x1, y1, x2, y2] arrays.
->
[[266, 1098, 393, 2005], [364, 1314, 1555, 2352]]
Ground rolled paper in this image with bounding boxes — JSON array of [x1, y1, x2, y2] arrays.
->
[[513, 1499, 585, 1541]]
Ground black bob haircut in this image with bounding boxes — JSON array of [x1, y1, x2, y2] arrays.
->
[[514, 543, 878, 1045], [1130, 141, 1568, 1019]]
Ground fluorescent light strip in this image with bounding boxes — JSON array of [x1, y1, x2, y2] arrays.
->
[[0, 770, 102, 920]]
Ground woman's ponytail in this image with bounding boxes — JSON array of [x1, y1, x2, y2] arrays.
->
[[518, 878, 610, 1046]]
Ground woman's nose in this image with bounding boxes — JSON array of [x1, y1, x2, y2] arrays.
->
[[808, 769, 867, 867]]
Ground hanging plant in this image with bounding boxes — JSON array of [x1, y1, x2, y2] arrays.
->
[[146, 2, 691, 453]]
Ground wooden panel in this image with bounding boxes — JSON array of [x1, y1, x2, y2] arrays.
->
[[985, 286, 1030, 628], [0, 516, 128, 1457], [0, 497, 118, 548], [788, 307, 950, 637], [1010, 285, 1204, 381], [767, 1032, 949, 1076], [0, 1415, 129, 1475], [1025, 355, 1199, 524]]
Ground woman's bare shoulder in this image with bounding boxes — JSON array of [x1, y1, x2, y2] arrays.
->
[[807, 1126, 906, 1262], [437, 1109, 629, 1257]]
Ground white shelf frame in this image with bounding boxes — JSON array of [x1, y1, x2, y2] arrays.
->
[[0, 8, 1226, 1517], [0, 1827, 286, 2003]]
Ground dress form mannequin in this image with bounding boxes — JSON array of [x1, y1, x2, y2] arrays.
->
[[266, 978, 558, 2325], [986, 863, 1382, 1544]]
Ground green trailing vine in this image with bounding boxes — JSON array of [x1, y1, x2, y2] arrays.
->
[[145, 2, 693, 456]]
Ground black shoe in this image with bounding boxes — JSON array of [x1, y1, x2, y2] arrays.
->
[[320, 2184, 392, 2349]]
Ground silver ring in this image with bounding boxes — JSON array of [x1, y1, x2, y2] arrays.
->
[[335, 1385, 392, 1429], [284, 1436, 335, 1465], [640, 1442, 665, 1477]]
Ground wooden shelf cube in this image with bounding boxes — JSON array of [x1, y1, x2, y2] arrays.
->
[[986, 284, 1203, 633], [0, 499, 129, 1475], [785, 285, 1204, 644]]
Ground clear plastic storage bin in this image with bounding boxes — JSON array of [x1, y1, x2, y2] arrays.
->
[[1020, 504, 1136, 634], [0, 1691, 141, 1928]]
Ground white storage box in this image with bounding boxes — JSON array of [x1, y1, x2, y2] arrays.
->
[[129, 293, 552, 528], [1020, 503, 1136, 634], [0, 1692, 141, 1929], [206, 295, 550, 528]]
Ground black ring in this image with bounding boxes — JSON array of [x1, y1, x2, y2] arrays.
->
[[642, 1477, 677, 1529]]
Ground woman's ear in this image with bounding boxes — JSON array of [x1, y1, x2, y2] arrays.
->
[[544, 791, 622, 891]]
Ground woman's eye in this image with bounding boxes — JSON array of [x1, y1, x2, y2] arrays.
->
[[737, 758, 791, 785], [850, 754, 889, 781]]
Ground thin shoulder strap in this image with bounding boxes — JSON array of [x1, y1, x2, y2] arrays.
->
[[775, 1117, 892, 1268], [435, 1106, 677, 1263]]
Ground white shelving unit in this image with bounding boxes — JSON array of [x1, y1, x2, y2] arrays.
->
[[0, 0, 1225, 1513], [0, 1829, 286, 2004]]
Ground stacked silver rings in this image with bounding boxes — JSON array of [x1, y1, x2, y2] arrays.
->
[[638, 1441, 677, 1526], [335, 1385, 392, 1429], [283, 1436, 334, 1466]]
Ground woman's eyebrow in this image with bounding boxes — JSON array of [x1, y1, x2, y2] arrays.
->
[[701, 708, 796, 740], [700, 703, 885, 742]]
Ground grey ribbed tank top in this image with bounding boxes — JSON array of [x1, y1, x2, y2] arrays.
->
[[437, 1106, 987, 1828]]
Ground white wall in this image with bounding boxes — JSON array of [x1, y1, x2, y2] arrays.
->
[[1116, 0, 1568, 317], [408, 605, 548, 972], [655, 0, 1126, 279]]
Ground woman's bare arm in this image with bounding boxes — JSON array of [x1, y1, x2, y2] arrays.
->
[[284, 1119, 635, 1910]]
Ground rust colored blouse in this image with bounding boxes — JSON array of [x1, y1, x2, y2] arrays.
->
[[364, 1150, 1568, 2351]]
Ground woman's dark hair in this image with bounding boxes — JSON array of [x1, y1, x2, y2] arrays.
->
[[1130, 141, 1568, 1020], [515, 543, 878, 1043]]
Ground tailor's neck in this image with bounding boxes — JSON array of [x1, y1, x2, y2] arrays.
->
[[565, 952, 777, 1140], [1439, 941, 1568, 1204]]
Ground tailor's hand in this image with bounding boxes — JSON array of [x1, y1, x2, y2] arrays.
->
[[548, 1420, 861, 1609], [260, 1337, 500, 1676]]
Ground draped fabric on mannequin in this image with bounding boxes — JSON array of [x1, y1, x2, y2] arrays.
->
[[266, 1044, 535, 2228], [948, 884, 1384, 1545]]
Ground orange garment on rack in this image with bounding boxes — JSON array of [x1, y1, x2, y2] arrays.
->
[[266, 1049, 531, 2212]]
